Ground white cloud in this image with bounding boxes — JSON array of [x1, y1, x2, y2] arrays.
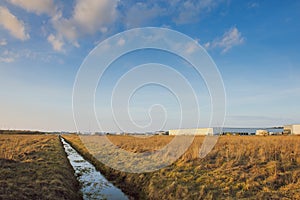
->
[[0, 39, 7, 46], [7, 0, 57, 16], [174, 0, 225, 24], [0, 50, 17, 63], [185, 42, 198, 54], [206, 27, 245, 53], [248, 2, 259, 9], [47, 34, 64, 52], [204, 42, 210, 49], [0, 49, 56, 63], [0, 57, 14, 63], [124, 2, 165, 28], [0, 6, 30, 41], [72, 0, 117, 34], [4, 0, 119, 52], [121, 0, 220, 27], [117, 38, 125, 46], [49, 0, 118, 51]]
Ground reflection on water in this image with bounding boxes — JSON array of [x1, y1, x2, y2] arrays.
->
[[61, 137, 128, 200]]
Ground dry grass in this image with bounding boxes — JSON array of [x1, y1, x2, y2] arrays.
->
[[108, 135, 174, 153], [0, 134, 81, 200], [63, 135, 300, 199]]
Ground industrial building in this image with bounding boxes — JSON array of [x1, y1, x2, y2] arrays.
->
[[255, 129, 269, 136], [168, 128, 214, 136], [283, 124, 300, 135]]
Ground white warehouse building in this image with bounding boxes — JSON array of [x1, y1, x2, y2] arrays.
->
[[283, 124, 300, 135], [168, 128, 215, 136], [255, 129, 269, 136]]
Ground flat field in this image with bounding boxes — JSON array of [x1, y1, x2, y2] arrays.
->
[[0, 134, 81, 200], [63, 135, 300, 199]]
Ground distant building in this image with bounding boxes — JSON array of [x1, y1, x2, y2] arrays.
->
[[169, 128, 214, 136], [283, 124, 300, 135], [155, 131, 169, 135], [269, 131, 282, 135], [256, 129, 269, 136]]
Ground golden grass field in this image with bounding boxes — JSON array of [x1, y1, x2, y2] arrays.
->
[[63, 135, 300, 199], [0, 134, 81, 200]]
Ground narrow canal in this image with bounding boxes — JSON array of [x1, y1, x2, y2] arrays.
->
[[61, 137, 128, 200]]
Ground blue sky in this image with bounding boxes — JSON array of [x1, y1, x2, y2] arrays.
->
[[0, 0, 300, 132]]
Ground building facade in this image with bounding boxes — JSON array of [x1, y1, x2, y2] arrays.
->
[[168, 128, 214, 136], [284, 125, 300, 135], [255, 129, 269, 136]]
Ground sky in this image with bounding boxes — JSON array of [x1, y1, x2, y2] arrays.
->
[[0, 0, 300, 132]]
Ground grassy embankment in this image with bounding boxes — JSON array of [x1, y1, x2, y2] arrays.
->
[[0, 134, 82, 200], [63, 134, 300, 199]]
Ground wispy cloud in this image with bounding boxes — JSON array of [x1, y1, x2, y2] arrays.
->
[[7, 0, 57, 16], [0, 57, 14, 63], [174, 0, 225, 24], [0, 50, 17, 63], [117, 38, 125, 46], [0, 39, 7, 46], [226, 115, 293, 127], [185, 41, 198, 54], [123, 2, 165, 28], [227, 115, 286, 121], [0, 6, 30, 41], [205, 27, 245, 53], [0, 49, 56, 63], [248, 2, 259, 9], [47, 34, 64, 52], [120, 0, 226, 27]]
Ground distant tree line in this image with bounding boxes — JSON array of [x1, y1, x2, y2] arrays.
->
[[0, 130, 46, 135]]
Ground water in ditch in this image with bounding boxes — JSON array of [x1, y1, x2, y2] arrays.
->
[[61, 137, 128, 200]]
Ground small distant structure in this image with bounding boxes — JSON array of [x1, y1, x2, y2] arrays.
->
[[222, 132, 249, 136], [155, 131, 169, 135], [95, 132, 106, 135], [169, 128, 214, 136], [256, 129, 269, 136], [60, 131, 71, 134], [283, 124, 300, 135], [269, 131, 282, 135]]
